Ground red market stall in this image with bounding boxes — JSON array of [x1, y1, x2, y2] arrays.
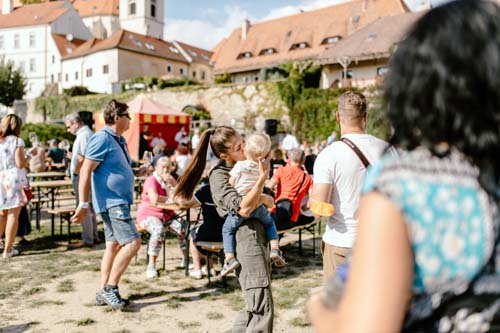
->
[[95, 94, 190, 160]]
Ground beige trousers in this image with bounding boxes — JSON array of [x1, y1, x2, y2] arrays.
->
[[321, 241, 350, 282]]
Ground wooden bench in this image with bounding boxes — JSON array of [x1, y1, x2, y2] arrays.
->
[[191, 219, 320, 284], [195, 241, 226, 285], [278, 219, 320, 256], [47, 206, 75, 246], [194, 219, 320, 259]]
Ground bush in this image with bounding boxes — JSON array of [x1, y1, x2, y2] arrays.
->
[[182, 105, 211, 121], [121, 76, 199, 92], [214, 73, 232, 84], [157, 78, 198, 89], [292, 87, 390, 142], [34, 91, 137, 119], [21, 123, 75, 147], [63, 86, 96, 97]]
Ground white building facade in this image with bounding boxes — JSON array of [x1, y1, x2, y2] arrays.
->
[[119, 0, 164, 39], [0, 1, 92, 99], [1, 0, 212, 100]]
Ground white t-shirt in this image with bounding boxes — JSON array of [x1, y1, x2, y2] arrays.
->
[[229, 160, 260, 195], [71, 125, 93, 177], [281, 134, 299, 150], [313, 133, 395, 247]]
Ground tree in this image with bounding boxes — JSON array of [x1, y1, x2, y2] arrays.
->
[[276, 60, 321, 132], [0, 58, 26, 107], [19, 0, 44, 4]]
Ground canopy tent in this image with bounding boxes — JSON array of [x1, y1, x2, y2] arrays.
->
[[95, 94, 190, 160]]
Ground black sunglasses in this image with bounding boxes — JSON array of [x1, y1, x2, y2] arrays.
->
[[118, 113, 131, 120]]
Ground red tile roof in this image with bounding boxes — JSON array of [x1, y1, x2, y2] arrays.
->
[[51, 33, 87, 57], [63, 29, 189, 64], [212, 0, 409, 74], [174, 41, 213, 65], [319, 11, 424, 64], [0, 1, 70, 28], [71, 0, 119, 17]]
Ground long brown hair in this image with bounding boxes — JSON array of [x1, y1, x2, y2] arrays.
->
[[0, 114, 22, 139], [174, 126, 237, 199]]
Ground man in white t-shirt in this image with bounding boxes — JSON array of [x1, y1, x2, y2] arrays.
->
[[311, 91, 395, 281]]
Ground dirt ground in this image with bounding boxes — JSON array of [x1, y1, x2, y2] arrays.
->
[[0, 220, 323, 333]]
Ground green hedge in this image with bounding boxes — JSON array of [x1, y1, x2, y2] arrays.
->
[[33, 91, 137, 120], [291, 88, 390, 142], [121, 76, 200, 91], [20, 123, 75, 147]]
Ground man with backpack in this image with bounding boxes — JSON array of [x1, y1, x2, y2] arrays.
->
[[266, 149, 313, 230], [311, 91, 395, 281]]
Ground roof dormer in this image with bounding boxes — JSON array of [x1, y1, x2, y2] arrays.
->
[[237, 51, 253, 59], [321, 35, 342, 45], [259, 48, 277, 56], [290, 42, 310, 51]]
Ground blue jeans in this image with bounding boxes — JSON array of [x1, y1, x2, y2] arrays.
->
[[223, 205, 278, 255]]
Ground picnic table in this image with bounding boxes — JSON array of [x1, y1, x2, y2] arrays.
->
[[155, 201, 191, 276], [30, 179, 73, 234], [28, 171, 67, 179]]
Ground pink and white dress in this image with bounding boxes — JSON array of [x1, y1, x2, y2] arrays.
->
[[0, 135, 27, 210]]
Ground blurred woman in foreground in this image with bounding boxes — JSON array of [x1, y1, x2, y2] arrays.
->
[[0, 114, 27, 259], [309, 1, 500, 331]]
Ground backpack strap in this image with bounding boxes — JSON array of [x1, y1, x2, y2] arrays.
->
[[341, 137, 371, 168], [292, 172, 307, 201]]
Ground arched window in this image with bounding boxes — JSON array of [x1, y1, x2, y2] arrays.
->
[[129, 1, 136, 15], [151, 0, 156, 17]]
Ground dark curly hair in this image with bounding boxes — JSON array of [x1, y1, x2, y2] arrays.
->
[[103, 99, 129, 125], [384, 0, 500, 198]]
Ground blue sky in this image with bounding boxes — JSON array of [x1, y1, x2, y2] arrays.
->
[[163, 0, 451, 50]]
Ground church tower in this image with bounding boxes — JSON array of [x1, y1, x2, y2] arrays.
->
[[119, 0, 164, 39]]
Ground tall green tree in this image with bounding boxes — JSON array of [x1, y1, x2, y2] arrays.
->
[[276, 60, 321, 133], [19, 0, 44, 4], [0, 58, 26, 107]]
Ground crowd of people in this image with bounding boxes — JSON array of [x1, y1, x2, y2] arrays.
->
[[2, 0, 500, 331]]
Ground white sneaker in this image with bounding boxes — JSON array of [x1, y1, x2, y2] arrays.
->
[[146, 266, 158, 279], [201, 265, 216, 277], [3, 248, 19, 259], [189, 269, 202, 280]]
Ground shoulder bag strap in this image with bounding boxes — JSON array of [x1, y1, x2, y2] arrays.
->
[[292, 172, 307, 201], [341, 137, 371, 168], [105, 131, 130, 164]]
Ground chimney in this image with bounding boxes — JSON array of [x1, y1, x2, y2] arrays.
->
[[242, 19, 250, 41], [2, 0, 13, 15]]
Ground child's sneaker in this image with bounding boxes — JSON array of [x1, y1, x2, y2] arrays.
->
[[270, 249, 286, 267], [220, 258, 240, 277]]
